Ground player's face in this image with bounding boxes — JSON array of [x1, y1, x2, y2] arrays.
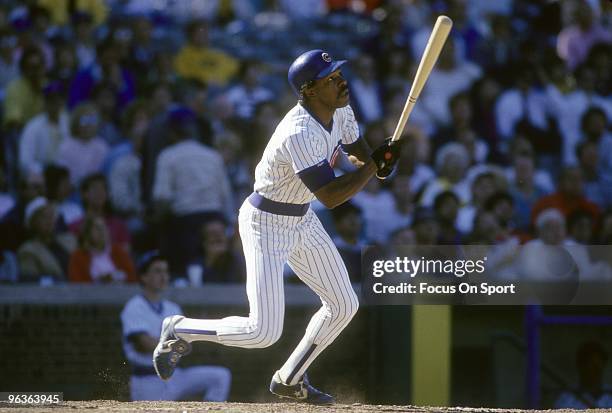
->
[[313, 70, 350, 108], [142, 260, 170, 292]]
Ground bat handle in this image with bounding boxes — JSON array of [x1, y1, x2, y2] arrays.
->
[[390, 97, 416, 143]]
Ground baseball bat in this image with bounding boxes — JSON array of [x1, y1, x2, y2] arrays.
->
[[390, 15, 453, 143]]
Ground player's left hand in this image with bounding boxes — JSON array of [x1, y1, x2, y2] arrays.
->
[[371, 138, 401, 179], [348, 154, 365, 168]]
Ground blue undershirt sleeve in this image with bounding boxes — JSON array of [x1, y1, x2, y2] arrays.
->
[[297, 160, 336, 192]]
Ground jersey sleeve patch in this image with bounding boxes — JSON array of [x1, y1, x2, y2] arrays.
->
[[297, 160, 335, 192]]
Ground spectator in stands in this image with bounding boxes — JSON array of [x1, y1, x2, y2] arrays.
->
[[505, 137, 555, 194], [19, 81, 70, 175], [389, 174, 415, 232], [17, 196, 76, 283], [3, 46, 45, 130], [469, 76, 502, 162], [26, 5, 54, 68], [585, 43, 611, 97], [179, 81, 215, 146], [384, 86, 432, 136], [70, 11, 97, 69], [380, 47, 412, 99], [531, 166, 600, 226], [330, 202, 366, 281], [56, 102, 109, 185], [48, 40, 77, 92], [509, 150, 550, 232], [126, 15, 157, 79], [0, 29, 19, 100], [120, 251, 231, 401], [224, 60, 274, 122], [173, 19, 238, 88], [389, 226, 415, 247], [153, 107, 233, 275], [494, 63, 552, 158], [68, 38, 135, 110], [555, 341, 612, 408], [581, 106, 610, 145], [434, 91, 488, 165], [0, 169, 45, 252], [567, 209, 594, 245], [485, 191, 527, 242], [444, 0, 482, 61], [585, 108, 612, 207], [214, 129, 252, 210], [533, 208, 567, 247], [189, 214, 245, 284], [107, 24, 133, 64], [249, 100, 282, 160], [576, 139, 605, 207], [37, 1, 108, 29], [556, 0, 612, 71], [92, 82, 122, 146], [474, 13, 518, 76], [545, 57, 612, 166], [396, 128, 435, 195], [352, 178, 397, 244], [68, 215, 136, 283], [106, 100, 149, 228], [528, 208, 610, 280], [420, 142, 471, 207], [419, 37, 482, 128], [143, 51, 178, 92], [142, 83, 175, 202], [433, 190, 463, 245], [466, 210, 502, 245], [69, 173, 131, 251], [348, 54, 383, 125], [412, 207, 439, 245], [44, 165, 83, 226], [457, 171, 499, 234]]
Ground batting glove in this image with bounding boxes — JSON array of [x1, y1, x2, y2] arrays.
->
[[371, 138, 401, 179]]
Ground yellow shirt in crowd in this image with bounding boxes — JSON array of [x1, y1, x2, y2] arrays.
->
[[37, 0, 108, 26], [3, 78, 44, 128], [174, 45, 239, 87]]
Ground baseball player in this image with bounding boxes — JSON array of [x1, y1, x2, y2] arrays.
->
[[153, 49, 401, 404], [121, 251, 231, 401]]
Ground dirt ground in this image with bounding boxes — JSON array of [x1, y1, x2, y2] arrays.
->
[[0, 401, 606, 413]]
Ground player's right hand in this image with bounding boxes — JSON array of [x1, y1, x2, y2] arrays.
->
[[371, 138, 401, 179]]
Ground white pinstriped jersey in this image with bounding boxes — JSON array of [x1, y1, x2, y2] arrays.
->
[[253, 104, 360, 204]]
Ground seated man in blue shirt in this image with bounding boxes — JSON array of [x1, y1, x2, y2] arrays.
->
[[120, 251, 231, 401]]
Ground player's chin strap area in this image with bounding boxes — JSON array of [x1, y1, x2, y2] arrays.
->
[[248, 192, 309, 217]]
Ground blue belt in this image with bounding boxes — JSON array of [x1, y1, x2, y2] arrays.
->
[[248, 192, 309, 217]]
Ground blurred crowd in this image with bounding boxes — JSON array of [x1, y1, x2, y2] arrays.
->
[[0, 0, 611, 284]]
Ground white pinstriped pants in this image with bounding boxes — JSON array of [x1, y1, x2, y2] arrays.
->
[[175, 199, 359, 385]]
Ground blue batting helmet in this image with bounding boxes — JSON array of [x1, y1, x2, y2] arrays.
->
[[287, 49, 347, 96]]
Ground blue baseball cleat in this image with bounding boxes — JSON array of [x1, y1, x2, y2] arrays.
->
[[153, 315, 192, 380], [269, 371, 335, 404]]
